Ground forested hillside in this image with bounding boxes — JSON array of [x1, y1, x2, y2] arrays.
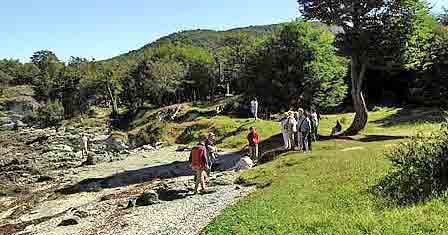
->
[[0, 2, 447, 134], [108, 24, 283, 63]]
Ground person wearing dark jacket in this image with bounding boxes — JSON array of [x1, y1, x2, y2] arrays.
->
[[247, 127, 260, 160], [205, 132, 217, 177]]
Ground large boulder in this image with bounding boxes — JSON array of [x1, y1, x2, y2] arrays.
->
[[105, 133, 129, 151], [235, 156, 254, 172], [136, 190, 160, 206]]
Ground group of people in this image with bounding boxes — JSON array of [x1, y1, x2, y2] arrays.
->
[[188, 98, 321, 194], [189, 127, 260, 194], [280, 108, 320, 152]]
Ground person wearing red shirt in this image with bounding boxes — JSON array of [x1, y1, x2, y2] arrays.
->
[[247, 127, 260, 160], [189, 139, 209, 194]]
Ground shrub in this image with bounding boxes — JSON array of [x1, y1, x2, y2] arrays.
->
[[129, 123, 167, 148], [36, 101, 64, 128], [375, 125, 448, 205]]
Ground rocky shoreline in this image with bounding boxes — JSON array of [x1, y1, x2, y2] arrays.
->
[[0, 125, 252, 235]]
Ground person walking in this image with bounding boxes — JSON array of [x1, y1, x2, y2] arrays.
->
[[298, 111, 312, 152], [280, 113, 290, 150], [247, 127, 260, 160], [250, 98, 259, 121], [81, 134, 89, 158], [189, 139, 209, 194], [205, 132, 217, 178]]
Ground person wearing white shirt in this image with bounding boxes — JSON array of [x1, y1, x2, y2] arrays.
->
[[280, 114, 290, 150], [250, 98, 259, 120]]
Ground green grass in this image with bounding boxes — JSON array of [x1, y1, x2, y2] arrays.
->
[[203, 107, 447, 235], [128, 97, 279, 149]]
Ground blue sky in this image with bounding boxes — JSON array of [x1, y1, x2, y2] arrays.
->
[[1, 0, 446, 62]]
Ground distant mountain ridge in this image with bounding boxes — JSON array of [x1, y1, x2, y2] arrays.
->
[[106, 24, 283, 63]]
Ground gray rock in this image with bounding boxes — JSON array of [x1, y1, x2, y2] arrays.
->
[[48, 144, 73, 152], [105, 135, 129, 151], [84, 154, 96, 165], [142, 145, 155, 151], [58, 216, 80, 226], [136, 190, 160, 206]]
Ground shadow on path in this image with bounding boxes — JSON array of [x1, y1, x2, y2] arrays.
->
[[58, 151, 243, 195]]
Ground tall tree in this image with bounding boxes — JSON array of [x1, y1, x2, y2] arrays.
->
[[243, 21, 348, 113], [30, 50, 62, 101], [297, 0, 427, 135], [30, 50, 59, 71]]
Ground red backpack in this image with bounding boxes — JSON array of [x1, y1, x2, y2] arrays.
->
[[190, 145, 207, 169]]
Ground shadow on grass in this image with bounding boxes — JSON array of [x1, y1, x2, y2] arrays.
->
[[57, 151, 243, 195], [373, 107, 444, 127], [175, 109, 217, 123], [175, 123, 211, 144], [319, 135, 407, 142]]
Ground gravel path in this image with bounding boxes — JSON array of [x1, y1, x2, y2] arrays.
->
[[9, 147, 253, 235]]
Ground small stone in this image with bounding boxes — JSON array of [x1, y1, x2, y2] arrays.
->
[[127, 197, 137, 208], [36, 175, 53, 182], [58, 216, 80, 226]]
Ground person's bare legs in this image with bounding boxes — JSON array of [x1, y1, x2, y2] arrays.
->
[[194, 170, 201, 194], [201, 170, 207, 191]]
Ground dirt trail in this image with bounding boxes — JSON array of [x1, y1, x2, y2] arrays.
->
[[0, 146, 251, 235]]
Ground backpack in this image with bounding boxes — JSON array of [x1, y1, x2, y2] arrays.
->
[[190, 145, 207, 169]]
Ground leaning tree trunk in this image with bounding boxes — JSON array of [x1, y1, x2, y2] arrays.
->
[[341, 56, 368, 136], [106, 82, 118, 118]]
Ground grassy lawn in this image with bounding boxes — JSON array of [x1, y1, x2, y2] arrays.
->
[[203, 107, 448, 234]]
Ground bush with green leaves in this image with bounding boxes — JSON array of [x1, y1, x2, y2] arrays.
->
[[36, 101, 64, 128], [375, 125, 448, 205], [128, 123, 167, 147]]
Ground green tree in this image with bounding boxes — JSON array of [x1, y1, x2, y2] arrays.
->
[[297, 0, 431, 135], [17, 63, 40, 85], [243, 21, 348, 113], [439, 7, 448, 26], [30, 50, 62, 101]]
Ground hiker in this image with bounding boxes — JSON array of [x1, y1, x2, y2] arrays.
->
[[310, 110, 320, 141], [205, 132, 217, 177], [189, 139, 209, 194], [250, 98, 259, 120], [298, 111, 312, 152], [247, 127, 260, 160], [280, 113, 290, 150], [81, 134, 89, 158], [295, 109, 305, 150], [286, 111, 297, 150], [331, 120, 342, 136]]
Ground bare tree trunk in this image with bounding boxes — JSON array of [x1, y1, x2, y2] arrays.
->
[[106, 81, 118, 117], [341, 56, 368, 136]]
